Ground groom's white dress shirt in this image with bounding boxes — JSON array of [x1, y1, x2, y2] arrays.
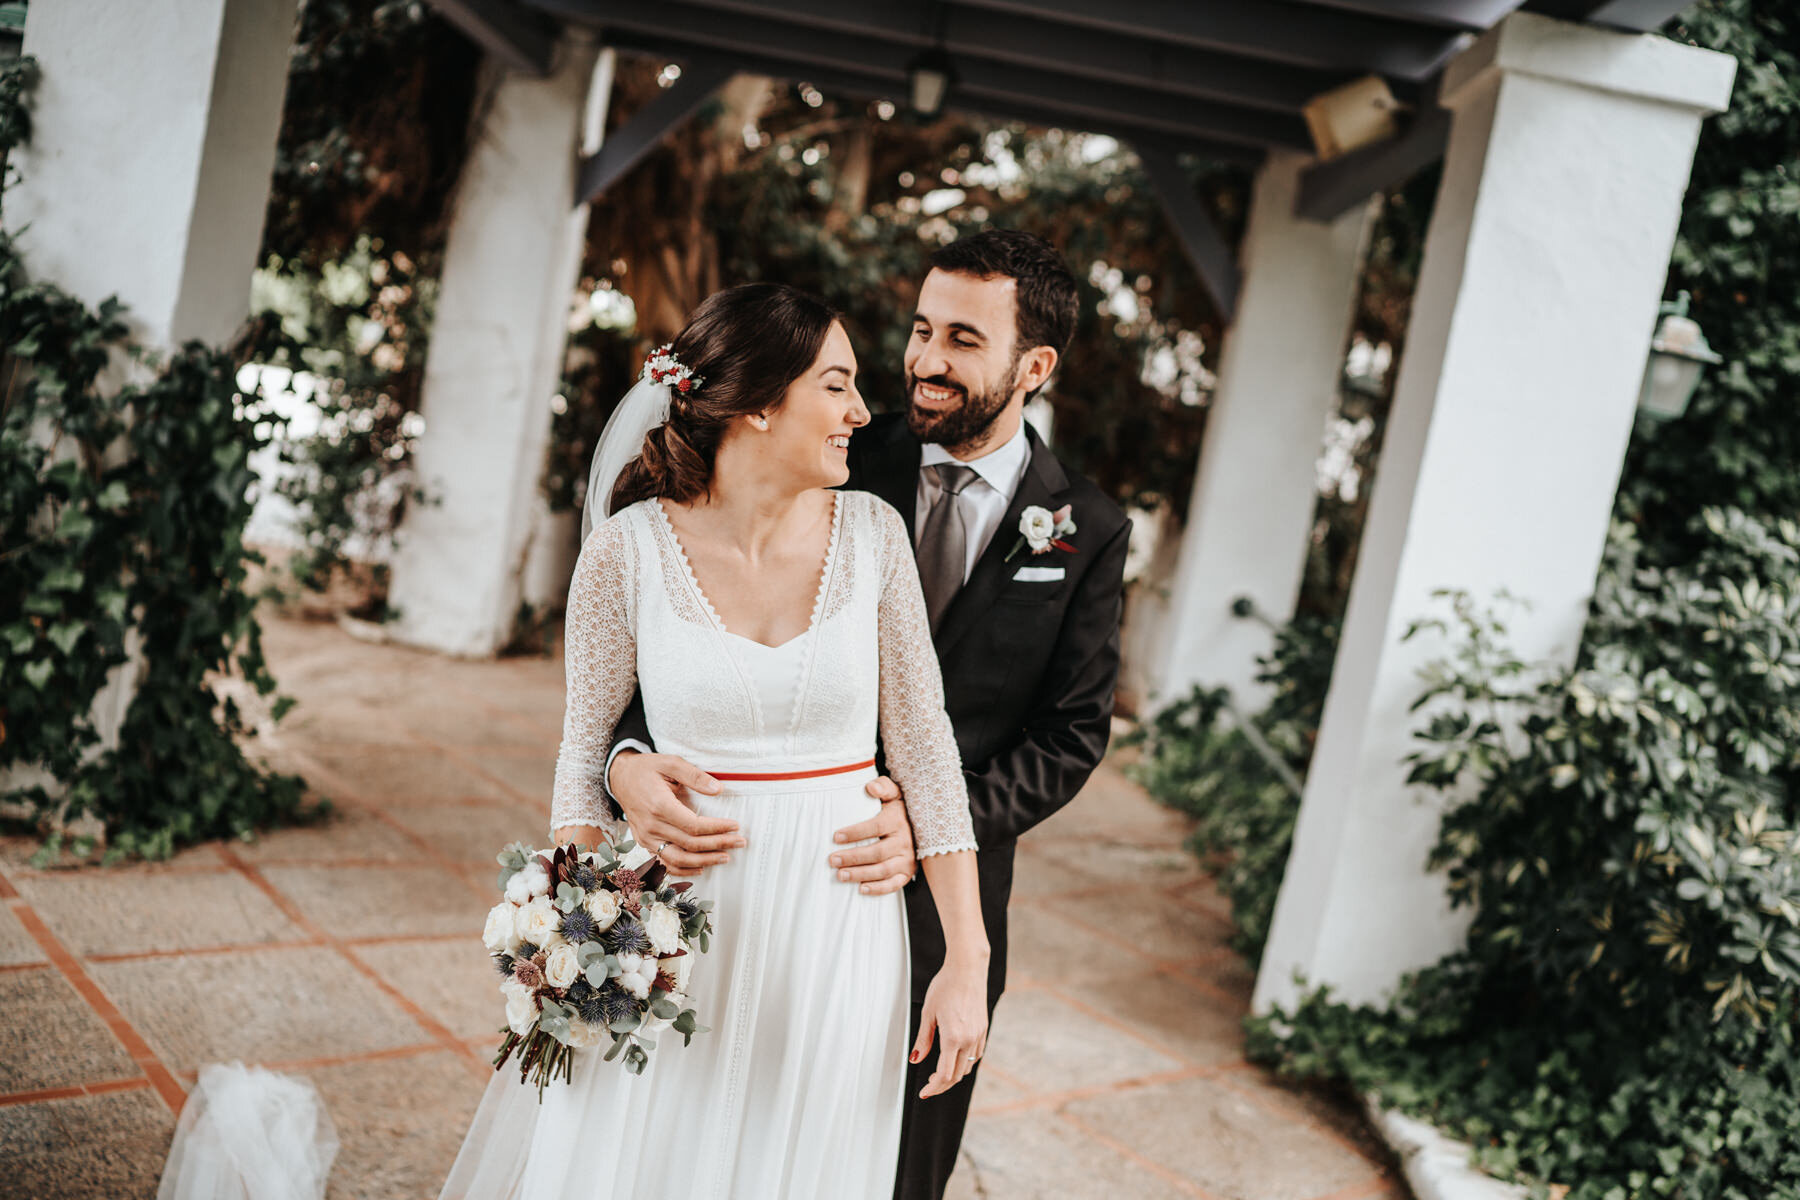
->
[[604, 420, 1031, 794], [916, 421, 1030, 585]]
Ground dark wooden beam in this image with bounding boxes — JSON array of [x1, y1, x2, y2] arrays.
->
[[528, 0, 1356, 113], [562, 11, 1314, 151], [427, 0, 557, 76], [1283, 0, 1525, 30], [1294, 105, 1450, 219], [1578, 0, 1690, 32], [952, 0, 1469, 79], [1137, 145, 1241, 320], [575, 55, 736, 204]]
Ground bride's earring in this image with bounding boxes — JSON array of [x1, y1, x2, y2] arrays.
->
[[752, 414, 770, 431]]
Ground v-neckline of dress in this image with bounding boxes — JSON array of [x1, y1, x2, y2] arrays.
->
[[651, 492, 843, 652]]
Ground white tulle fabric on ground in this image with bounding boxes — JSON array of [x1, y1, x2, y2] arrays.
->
[[156, 1062, 339, 1200], [438, 767, 910, 1200]]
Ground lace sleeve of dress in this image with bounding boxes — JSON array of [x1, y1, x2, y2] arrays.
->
[[870, 496, 978, 859], [549, 513, 637, 843]]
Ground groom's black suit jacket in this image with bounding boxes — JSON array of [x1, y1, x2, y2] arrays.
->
[[852, 413, 1129, 1007], [608, 413, 1130, 1008]]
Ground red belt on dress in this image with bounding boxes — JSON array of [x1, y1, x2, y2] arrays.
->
[[706, 758, 877, 782]]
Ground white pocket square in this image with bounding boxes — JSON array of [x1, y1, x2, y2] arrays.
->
[[1013, 565, 1065, 582]]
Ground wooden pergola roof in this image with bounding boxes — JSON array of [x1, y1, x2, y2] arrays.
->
[[431, 0, 1693, 317]]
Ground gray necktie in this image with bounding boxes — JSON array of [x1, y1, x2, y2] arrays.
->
[[918, 463, 979, 632]]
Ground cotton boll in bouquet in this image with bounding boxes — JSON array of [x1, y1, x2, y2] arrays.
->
[[486, 838, 714, 1099]]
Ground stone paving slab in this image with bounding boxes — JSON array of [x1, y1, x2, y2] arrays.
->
[[309, 1049, 486, 1200], [0, 967, 141, 1092], [949, 1107, 1199, 1200], [90, 945, 432, 1070], [347, 937, 504, 1042], [14, 869, 305, 957], [0, 1087, 174, 1200], [386, 802, 548, 865], [0, 902, 47, 967], [303, 743, 514, 806], [1065, 1073, 1386, 1200], [258, 864, 489, 940], [985, 987, 1189, 1095], [231, 802, 424, 865]]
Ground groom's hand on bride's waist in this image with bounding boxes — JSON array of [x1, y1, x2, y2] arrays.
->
[[830, 778, 916, 896], [607, 750, 740, 877]]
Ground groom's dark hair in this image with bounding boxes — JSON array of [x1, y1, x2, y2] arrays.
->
[[928, 229, 1079, 361]]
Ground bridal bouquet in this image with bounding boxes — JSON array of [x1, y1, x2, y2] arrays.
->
[[485, 838, 714, 1098]]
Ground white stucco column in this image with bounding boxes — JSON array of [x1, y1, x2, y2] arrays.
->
[[1146, 152, 1375, 710], [387, 41, 607, 657], [1, 0, 295, 807], [7, 0, 298, 350], [1253, 13, 1736, 1014]]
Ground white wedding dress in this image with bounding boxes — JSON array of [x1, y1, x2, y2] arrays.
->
[[438, 489, 977, 1200]]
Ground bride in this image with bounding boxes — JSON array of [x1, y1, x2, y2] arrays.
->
[[437, 283, 989, 1199]]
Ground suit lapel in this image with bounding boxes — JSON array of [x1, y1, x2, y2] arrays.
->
[[933, 427, 1069, 658]]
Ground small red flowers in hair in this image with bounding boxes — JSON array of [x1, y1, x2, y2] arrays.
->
[[641, 345, 704, 396]]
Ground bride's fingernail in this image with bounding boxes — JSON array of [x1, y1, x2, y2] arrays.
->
[[838, 869, 849, 881]]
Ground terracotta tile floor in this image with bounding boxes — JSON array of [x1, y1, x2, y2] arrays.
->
[[0, 613, 1404, 1199]]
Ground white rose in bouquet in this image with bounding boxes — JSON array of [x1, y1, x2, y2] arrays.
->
[[567, 1018, 605, 1049], [667, 950, 694, 996], [483, 902, 521, 953], [1019, 505, 1056, 551], [615, 952, 657, 1000], [544, 943, 581, 989], [519, 897, 563, 948], [505, 989, 538, 1036], [642, 902, 682, 955], [583, 889, 621, 931], [500, 976, 530, 1005], [619, 844, 656, 873], [505, 859, 551, 905]]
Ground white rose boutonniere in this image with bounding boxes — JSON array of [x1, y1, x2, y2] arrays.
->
[[1005, 504, 1077, 562]]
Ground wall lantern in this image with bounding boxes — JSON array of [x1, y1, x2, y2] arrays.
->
[[907, 50, 955, 119], [1637, 291, 1721, 422]]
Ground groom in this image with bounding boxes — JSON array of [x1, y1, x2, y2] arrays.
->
[[606, 229, 1130, 1200]]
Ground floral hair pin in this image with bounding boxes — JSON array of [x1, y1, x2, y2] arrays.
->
[[642, 344, 703, 395], [1004, 504, 1077, 562]]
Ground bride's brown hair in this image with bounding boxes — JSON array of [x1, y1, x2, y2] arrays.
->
[[610, 283, 840, 513]]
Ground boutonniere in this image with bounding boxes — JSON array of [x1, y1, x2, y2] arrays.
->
[[1005, 505, 1077, 562]]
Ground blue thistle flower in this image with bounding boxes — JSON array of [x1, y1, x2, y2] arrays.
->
[[560, 907, 598, 944], [573, 865, 602, 890], [493, 953, 516, 978], [566, 978, 594, 1005], [606, 916, 650, 956]]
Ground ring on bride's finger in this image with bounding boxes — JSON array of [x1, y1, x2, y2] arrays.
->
[[656, 839, 670, 856]]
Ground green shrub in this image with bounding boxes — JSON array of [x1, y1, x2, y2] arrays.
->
[[1252, 509, 1800, 1199], [0, 56, 311, 860]]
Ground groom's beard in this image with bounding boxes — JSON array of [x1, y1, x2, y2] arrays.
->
[[905, 362, 1018, 452]]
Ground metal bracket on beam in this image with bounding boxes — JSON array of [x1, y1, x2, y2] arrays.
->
[[428, 0, 558, 77], [574, 56, 737, 206], [1137, 144, 1241, 322], [1293, 106, 1450, 221]]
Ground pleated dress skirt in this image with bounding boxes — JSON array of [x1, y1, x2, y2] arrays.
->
[[437, 765, 911, 1200]]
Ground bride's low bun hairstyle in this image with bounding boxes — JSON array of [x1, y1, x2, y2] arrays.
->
[[610, 283, 840, 514]]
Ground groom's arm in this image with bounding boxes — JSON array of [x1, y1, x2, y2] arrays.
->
[[963, 519, 1130, 848]]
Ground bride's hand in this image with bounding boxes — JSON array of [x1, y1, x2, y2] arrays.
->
[[912, 957, 989, 1099]]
